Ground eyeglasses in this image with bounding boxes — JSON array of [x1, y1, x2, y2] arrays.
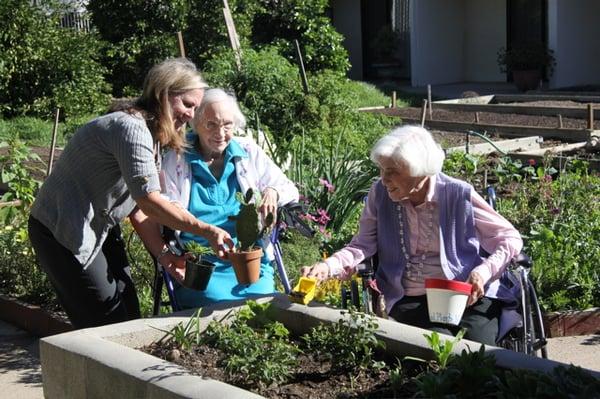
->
[[203, 120, 235, 133]]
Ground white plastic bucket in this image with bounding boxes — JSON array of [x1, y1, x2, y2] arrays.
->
[[425, 278, 473, 326]]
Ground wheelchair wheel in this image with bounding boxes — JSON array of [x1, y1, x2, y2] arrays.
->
[[341, 287, 349, 309], [350, 280, 361, 309], [527, 279, 548, 358]]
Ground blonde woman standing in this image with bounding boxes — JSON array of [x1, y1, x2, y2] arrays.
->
[[28, 58, 234, 329]]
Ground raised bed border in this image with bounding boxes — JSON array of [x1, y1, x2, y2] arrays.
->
[[39, 294, 600, 399], [434, 94, 600, 121], [0, 294, 72, 337]]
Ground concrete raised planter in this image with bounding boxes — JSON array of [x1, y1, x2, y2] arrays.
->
[[40, 294, 599, 398]]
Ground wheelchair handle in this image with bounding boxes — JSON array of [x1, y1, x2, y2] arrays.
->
[[278, 202, 315, 238]]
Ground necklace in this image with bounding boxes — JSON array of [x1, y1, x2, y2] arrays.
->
[[396, 203, 435, 279]]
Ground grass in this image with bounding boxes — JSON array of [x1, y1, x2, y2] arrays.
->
[[0, 114, 95, 147]]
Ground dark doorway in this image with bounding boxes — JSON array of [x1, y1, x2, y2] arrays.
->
[[506, 0, 548, 80], [361, 0, 410, 80]]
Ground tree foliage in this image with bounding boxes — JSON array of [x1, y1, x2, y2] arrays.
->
[[0, 0, 110, 118]]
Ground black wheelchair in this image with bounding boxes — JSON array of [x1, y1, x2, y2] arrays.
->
[[341, 187, 548, 358], [150, 202, 314, 315]]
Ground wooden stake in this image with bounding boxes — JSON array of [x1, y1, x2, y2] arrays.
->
[[392, 91, 397, 108], [420, 99, 428, 127], [222, 0, 242, 70], [47, 108, 60, 176], [558, 114, 563, 128], [294, 39, 309, 94], [427, 84, 432, 119], [475, 112, 480, 123], [588, 104, 594, 130], [465, 131, 470, 153], [176, 31, 186, 58]]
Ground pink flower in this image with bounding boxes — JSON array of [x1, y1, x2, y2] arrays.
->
[[316, 208, 331, 225], [319, 178, 335, 193], [528, 159, 536, 166]]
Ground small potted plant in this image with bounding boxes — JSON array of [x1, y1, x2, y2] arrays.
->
[[182, 241, 215, 291], [227, 188, 274, 285], [497, 43, 556, 92]]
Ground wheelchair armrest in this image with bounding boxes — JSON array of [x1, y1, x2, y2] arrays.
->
[[513, 252, 532, 269], [278, 202, 315, 238], [162, 227, 185, 257]]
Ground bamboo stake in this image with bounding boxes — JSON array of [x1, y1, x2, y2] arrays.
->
[[47, 108, 60, 176], [588, 104, 594, 130], [294, 39, 309, 94], [177, 31, 186, 58], [391, 91, 397, 108], [475, 112, 480, 123], [558, 114, 563, 128], [420, 100, 428, 127], [0, 200, 22, 208]]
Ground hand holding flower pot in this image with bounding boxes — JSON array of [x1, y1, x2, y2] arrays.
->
[[228, 189, 274, 285], [183, 241, 215, 291]]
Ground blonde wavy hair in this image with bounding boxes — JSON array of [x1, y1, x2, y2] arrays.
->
[[112, 58, 207, 152]]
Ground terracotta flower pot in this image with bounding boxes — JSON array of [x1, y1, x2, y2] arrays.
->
[[183, 259, 215, 291], [512, 69, 542, 92], [228, 247, 263, 285]]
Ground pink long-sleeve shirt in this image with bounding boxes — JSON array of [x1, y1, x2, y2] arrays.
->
[[325, 175, 523, 294]]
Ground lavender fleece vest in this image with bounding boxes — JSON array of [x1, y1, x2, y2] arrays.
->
[[374, 172, 515, 313]]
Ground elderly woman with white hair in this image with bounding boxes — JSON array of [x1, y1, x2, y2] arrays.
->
[[302, 125, 522, 345], [148, 88, 299, 308]]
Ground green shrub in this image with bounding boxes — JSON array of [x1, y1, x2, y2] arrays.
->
[[251, 0, 349, 74], [184, 0, 257, 68], [0, 138, 56, 306], [87, 0, 187, 97], [0, 0, 111, 118], [497, 169, 600, 311]]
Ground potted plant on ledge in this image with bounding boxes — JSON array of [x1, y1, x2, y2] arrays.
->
[[497, 43, 556, 92], [227, 188, 274, 285]]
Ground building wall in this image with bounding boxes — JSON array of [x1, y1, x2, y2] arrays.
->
[[411, 0, 465, 86], [463, 0, 506, 82], [331, 0, 363, 80], [548, 0, 600, 88]]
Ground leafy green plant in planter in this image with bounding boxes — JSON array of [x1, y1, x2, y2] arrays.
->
[[497, 43, 556, 91], [201, 300, 299, 387], [227, 189, 274, 284], [182, 241, 215, 291], [302, 308, 385, 372]]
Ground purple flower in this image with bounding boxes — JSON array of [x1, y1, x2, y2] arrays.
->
[[544, 175, 553, 182], [550, 207, 561, 215], [319, 178, 335, 193]]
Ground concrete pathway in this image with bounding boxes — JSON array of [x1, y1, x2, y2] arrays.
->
[[0, 320, 43, 399], [547, 334, 600, 371]]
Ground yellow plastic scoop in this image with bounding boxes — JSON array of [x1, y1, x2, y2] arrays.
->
[[289, 277, 317, 305]]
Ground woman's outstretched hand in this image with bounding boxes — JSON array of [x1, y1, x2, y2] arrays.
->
[[204, 226, 235, 260], [301, 262, 330, 281], [260, 187, 278, 224], [467, 271, 484, 306], [159, 253, 186, 283]]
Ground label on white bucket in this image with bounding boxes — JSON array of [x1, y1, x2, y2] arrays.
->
[[426, 288, 469, 326]]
